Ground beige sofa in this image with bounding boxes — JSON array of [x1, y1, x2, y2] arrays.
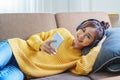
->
[[0, 12, 119, 80]]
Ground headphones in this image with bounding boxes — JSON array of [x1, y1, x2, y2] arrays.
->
[[76, 19, 102, 31], [76, 19, 105, 48]]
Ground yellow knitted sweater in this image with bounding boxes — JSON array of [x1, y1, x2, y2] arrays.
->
[[8, 28, 101, 78]]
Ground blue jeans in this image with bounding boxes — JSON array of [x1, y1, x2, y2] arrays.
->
[[0, 40, 24, 80]]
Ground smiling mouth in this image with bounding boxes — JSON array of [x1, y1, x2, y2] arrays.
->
[[72, 40, 83, 49], [77, 38, 83, 43], [77, 39, 80, 42]]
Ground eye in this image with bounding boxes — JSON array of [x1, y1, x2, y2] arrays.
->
[[86, 33, 91, 39], [86, 34, 90, 39]]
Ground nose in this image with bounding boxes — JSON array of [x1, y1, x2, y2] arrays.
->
[[78, 34, 84, 41]]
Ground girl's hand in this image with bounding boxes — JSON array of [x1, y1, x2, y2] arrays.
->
[[40, 40, 57, 55], [97, 35, 106, 46]]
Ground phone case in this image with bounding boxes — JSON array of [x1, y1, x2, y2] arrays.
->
[[50, 32, 64, 49]]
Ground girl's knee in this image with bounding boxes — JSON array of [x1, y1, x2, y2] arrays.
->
[[0, 65, 24, 80], [0, 40, 12, 69]]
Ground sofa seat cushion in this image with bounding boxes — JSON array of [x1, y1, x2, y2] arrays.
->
[[31, 72, 90, 80], [89, 71, 120, 80]]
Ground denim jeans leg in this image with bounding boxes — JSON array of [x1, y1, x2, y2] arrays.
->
[[0, 40, 25, 80], [0, 65, 24, 80], [0, 40, 12, 69]]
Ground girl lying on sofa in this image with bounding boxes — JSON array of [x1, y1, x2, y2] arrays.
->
[[0, 19, 109, 80]]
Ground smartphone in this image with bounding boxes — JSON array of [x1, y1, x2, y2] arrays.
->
[[50, 32, 64, 49]]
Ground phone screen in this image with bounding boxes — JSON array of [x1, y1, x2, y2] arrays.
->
[[50, 32, 64, 49]]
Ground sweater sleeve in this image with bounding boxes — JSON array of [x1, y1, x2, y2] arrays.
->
[[70, 46, 101, 75], [26, 29, 57, 51]]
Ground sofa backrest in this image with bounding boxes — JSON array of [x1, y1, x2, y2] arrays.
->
[[55, 12, 111, 35], [0, 13, 56, 40], [0, 12, 111, 40]]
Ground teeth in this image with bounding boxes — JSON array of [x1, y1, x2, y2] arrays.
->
[[53, 52, 56, 54]]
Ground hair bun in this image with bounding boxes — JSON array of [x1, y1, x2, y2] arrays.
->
[[100, 21, 110, 29]]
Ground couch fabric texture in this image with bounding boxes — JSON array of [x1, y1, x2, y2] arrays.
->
[[0, 12, 119, 80]]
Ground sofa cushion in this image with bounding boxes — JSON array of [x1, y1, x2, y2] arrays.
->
[[0, 13, 57, 40], [55, 12, 111, 35], [92, 28, 120, 73], [106, 63, 120, 72]]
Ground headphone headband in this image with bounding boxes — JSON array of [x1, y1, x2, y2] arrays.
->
[[76, 19, 101, 31]]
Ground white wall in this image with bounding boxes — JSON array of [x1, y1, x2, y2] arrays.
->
[[0, 0, 120, 13], [0, 0, 19, 13], [43, 0, 120, 13], [91, 0, 120, 14]]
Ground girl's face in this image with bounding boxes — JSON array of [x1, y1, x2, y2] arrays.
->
[[73, 27, 96, 49]]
